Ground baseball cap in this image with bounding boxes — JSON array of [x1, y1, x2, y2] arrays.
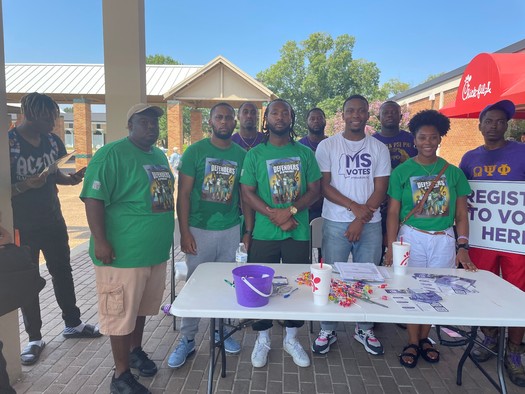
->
[[479, 100, 515, 121], [127, 103, 164, 122]]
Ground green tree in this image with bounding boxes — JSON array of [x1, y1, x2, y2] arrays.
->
[[257, 33, 387, 133], [506, 119, 525, 141], [423, 72, 445, 83], [378, 78, 411, 99], [146, 54, 180, 65]]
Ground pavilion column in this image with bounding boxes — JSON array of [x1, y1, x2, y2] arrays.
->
[[0, 2, 22, 385], [167, 100, 183, 151], [103, 0, 147, 142], [190, 109, 203, 143], [73, 98, 93, 171]]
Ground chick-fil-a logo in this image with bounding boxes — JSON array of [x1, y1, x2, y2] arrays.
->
[[461, 74, 492, 101], [400, 251, 410, 266], [311, 273, 321, 292]]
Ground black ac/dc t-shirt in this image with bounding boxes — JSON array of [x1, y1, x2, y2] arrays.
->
[[9, 128, 67, 231]]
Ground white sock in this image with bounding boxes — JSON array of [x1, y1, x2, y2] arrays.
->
[[72, 323, 85, 332], [258, 329, 270, 342], [28, 340, 43, 347], [285, 327, 298, 342]]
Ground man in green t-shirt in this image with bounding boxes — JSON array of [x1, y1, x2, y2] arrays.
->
[[81, 103, 174, 394], [168, 102, 252, 369], [240, 99, 321, 369]]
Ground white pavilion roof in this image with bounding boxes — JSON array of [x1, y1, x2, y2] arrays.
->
[[5, 63, 202, 104]]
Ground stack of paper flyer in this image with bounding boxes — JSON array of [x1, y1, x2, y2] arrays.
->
[[334, 262, 385, 282]]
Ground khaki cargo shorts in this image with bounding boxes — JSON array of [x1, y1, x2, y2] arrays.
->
[[94, 262, 167, 336]]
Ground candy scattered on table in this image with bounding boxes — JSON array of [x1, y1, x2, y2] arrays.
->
[[296, 272, 388, 308]]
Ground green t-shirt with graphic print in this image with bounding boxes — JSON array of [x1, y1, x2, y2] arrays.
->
[[240, 141, 321, 241], [178, 138, 246, 230], [388, 157, 471, 231], [81, 138, 175, 268]]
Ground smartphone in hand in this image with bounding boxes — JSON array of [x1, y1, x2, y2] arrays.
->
[[74, 167, 87, 177]]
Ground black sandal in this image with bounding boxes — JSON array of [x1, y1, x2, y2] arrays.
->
[[419, 338, 440, 363], [399, 344, 420, 368], [63, 323, 102, 339], [20, 342, 45, 366]]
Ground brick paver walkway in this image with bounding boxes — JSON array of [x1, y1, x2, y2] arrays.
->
[[12, 247, 523, 393]]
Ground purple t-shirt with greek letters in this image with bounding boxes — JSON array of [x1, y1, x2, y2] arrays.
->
[[459, 141, 525, 181], [372, 130, 417, 169]]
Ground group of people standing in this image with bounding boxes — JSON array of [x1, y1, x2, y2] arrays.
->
[[168, 96, 525, 390], [5, 91, 525, 394]]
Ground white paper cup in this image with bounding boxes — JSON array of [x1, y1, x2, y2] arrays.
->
[[310, 263, 332, 305], [392, 241, 410, 275]]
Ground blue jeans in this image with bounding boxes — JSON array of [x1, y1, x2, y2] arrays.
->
[[321, 219, 382, 332]]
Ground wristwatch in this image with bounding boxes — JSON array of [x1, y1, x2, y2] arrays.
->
[[456, 243, 470, 251], [289, 205, 298, 215]]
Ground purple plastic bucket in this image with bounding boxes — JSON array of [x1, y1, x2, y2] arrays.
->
[[232, 265, 275, 307]]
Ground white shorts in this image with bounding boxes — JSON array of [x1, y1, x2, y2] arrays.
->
[[398, 225, 455, 268]]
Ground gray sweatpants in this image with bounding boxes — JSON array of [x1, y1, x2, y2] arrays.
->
[[180, 225, 240, 340]]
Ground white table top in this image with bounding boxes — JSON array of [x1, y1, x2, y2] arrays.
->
[[171, 263, 525, 327]]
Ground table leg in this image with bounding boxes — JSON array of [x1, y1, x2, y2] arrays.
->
[[455, 326, 506, 394], [497, 327, 507, 394], [218, 319, 227, 377], [456, 326, 478, 385], [206, 318, 255, 393], [208, 318, 216, 394]]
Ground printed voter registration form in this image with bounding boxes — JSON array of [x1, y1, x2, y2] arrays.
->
[[334, 262, 386, 282]]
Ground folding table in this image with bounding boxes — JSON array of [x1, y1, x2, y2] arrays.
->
[[171, 263, 525, 394]]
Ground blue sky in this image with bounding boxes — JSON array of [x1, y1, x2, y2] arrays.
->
[[3, 0, 525, 87]]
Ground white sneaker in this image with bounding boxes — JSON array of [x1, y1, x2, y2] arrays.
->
[[283, 337, 310, 367], [251, 337, 271, 368]]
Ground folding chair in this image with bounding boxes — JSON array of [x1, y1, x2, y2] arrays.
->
[[309, 217, 324, 264], [309, 217, 324, 332], [435, 325, 471, 347]]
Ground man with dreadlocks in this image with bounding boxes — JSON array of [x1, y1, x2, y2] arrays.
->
[[240, 99, 321, 368], [9, 92, 101, 367]]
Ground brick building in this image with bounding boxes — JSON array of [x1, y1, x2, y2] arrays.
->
[[62, 112, 107, 149], [391, 39, 525, 165]]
